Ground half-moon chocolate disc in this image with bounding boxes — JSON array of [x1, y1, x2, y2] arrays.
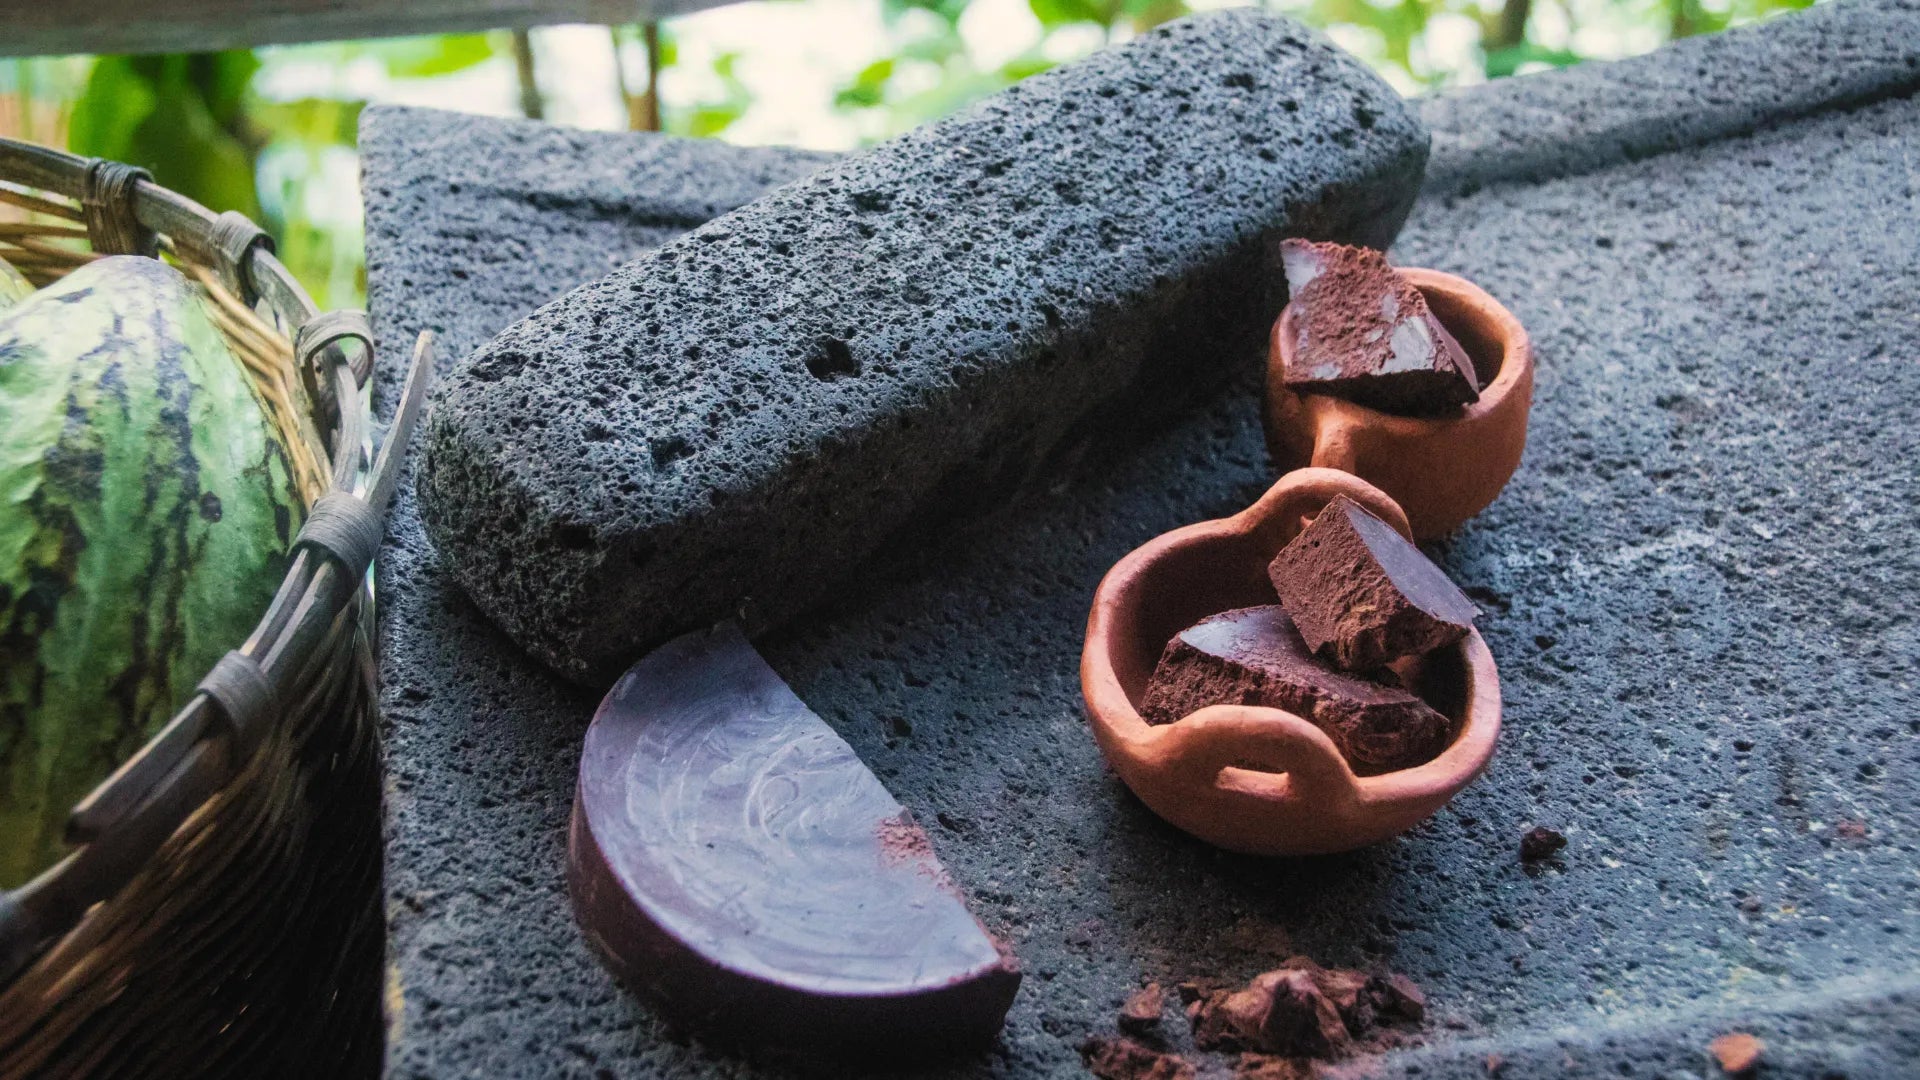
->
[[568, 622, 1021, 1062]]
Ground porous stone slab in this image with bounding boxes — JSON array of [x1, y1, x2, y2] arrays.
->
[[417, 9, 1431, 684], [365, 2, 1920, 1075]]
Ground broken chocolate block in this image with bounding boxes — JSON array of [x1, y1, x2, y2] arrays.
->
[[1139, 606, 1453, 776], [568, 623, 1020, 1062], [1268, 495, 1478, 671], [1278, 239, 1479, 416]]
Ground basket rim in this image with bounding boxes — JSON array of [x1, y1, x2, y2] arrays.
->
[[0, 135, 435, 987]]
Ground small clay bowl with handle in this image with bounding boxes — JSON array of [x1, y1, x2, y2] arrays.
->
[[1081, 468, 1500, 856], [1265, 268, 1533, 540]]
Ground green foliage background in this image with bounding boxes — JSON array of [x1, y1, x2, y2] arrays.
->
[[1, 0, 1816, 308]]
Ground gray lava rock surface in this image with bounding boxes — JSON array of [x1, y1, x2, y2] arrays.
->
[[363, 2, 1920, 1076], [415, 9, 1430, 684]]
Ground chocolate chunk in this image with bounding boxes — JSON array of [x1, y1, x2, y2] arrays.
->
[[1278, 239, 1479, 416], [1080, 1036, 1198, 1080], [1234, 1054, 1315, 1079], [1139, 606, 1453, 776], [1366, 972, 1427, 1024], [1222, 968, 1353, 1058], [417, 12, 1430, 685], [1187, 988, 1243, 1051], [1119, 983, 1167, 1037], [1519, 825, 1568, 862], [568, 623, 1020, 1062], [1268, 495, 1479, 671]]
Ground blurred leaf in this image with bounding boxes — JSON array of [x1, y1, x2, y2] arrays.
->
[[1030, 0, 1113, 28], [67, 56, 157, 162], [834, 59, 896, 109], [1483, 41, 1585, 78], [363, 34, 500, 77], [68, 54, 260, 219]]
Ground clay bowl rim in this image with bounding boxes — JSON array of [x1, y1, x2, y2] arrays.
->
[[1271, 267, 1531, 435], [1081, 468, 1501, 814]]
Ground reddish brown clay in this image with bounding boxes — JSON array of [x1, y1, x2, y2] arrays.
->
[[1081, 469, 1501, 856], [1265, 269, 1534, 540]]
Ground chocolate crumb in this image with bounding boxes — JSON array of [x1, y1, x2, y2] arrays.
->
[[1520, 825, 1568, 862], [1081, 1035, 1197, 1080], [1223, 968, 1352, 1059], [1119, 983, 1166, 1037], [1233, 1052, 1314, 1079], [1366, 972, 1427, 1024], [1709, 1031, 1764, 1075]]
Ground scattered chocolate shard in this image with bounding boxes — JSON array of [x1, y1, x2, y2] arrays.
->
[[1222, 968, 1353, 1059], [1709, 1031, 1764, 1075], [1081, 1035, 1198, 1080], [1278, 239, 1480, 416], [1366, 972, 1427, 1024], [1233, 1053, 1315, 1079], [1119, 983, 1167, 1036], [1187, 988, 1243, 1052], [568, 623, 1020, 1062], [1139, 606, 1453, 776], [1268, 495, 1478, 671], [1304, 963, 1375, 1034], [1520, 825, 1568, 862]]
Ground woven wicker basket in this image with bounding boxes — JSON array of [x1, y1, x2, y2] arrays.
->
[[0, 137, 430, 1079]]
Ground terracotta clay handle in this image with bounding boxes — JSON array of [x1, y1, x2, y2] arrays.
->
[[1237, 467, 1413, 551], [1153, 705, 1358, 810]]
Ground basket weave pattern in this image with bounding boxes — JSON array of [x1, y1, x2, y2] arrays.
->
[[0, 139, 427, 1079]]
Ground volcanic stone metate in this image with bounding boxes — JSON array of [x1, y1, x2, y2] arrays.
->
[[419, 10, 1431, 684]]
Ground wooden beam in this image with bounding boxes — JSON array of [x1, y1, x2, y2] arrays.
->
[[0, 0, 732, 59]]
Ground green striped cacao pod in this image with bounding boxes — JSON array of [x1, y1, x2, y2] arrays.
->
[[0, 256, 304, 887]]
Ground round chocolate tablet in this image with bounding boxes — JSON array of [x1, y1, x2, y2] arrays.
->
[[568, 623, 1020, 1062]]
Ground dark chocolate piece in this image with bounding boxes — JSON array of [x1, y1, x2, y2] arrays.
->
[[1278, 239, 1479, 416], [1119, 983, 1166, 1036], [418, 12, 1431, 685], [1519, 825, 1568, 862], [1080, 1035, 1198, 1080], [1268, 495, 1478, 671], [1139, 606, 1452, 776], [1220, 968, 1352, 1058], [568, 623, 1020, 1062]]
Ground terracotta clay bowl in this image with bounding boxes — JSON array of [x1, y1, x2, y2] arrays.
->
[[1264, 268, 1533, 540], [1081, 468, 1500, 856]]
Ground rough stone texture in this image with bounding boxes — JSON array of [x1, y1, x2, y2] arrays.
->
[[416, 10, 1430, 684], [1420, 0, 1920, 195], [364, 2, 1920, 1076]]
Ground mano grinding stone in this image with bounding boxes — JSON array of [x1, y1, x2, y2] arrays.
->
[[419, 10, 1430, 684], [568, 622, 1021, 1061], [1139, 605, 1450, 776], [1267, 495, 1478, 670], [1278, 238, 1479, 415]]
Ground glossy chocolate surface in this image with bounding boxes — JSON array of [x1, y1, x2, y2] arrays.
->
[[1278, 239, 1479, 416], [1138, 606, 1452, 775], [569, 623, 1020, 1061]]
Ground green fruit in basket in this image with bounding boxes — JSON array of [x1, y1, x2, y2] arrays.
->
[[0, 255, 305, 888], [0, 258, 31, 310]]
